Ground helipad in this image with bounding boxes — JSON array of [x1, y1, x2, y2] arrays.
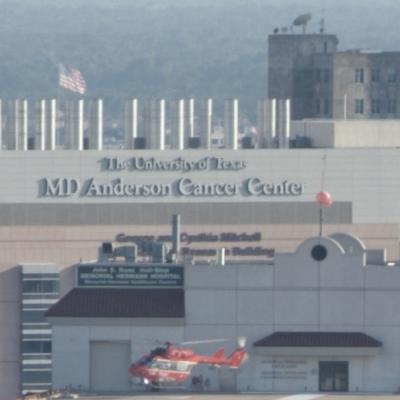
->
[[65, 394, 400, 400]]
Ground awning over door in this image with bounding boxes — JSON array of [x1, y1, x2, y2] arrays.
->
[[254, 331, 382, 357]]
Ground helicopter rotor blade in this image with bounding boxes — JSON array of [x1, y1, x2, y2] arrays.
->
[[179, 338, 229, 345]]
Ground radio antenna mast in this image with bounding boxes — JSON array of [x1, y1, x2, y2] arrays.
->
[[316, 153, 332, 236]]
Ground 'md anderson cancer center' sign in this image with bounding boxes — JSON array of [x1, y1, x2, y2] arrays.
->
[[77, 264, 184, 288], [40, 156, 304, 199]]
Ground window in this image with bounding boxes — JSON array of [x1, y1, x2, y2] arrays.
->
[[388, 100, 397, 114], [355, 68, 364, 83], [21, 370, 51, 384], [388, 68, 397, 83], [355, 99, 364, 114], [324, 99, 330, 115], [315, 68, 321, 83], [22, 341, 52, 354], [315, 99, 321, 115], [371, 100, 381, 114], [323, 41, 328, 53], [22, 310, 46, 323], [177, 362, 190, 371], [371, 68, 380, 82], [323, 69, 330, 82], [311, 245, 327, 261], [22, 280, 59, 293]]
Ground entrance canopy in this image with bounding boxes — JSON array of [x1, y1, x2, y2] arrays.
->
[[254, 331, 382, 357]]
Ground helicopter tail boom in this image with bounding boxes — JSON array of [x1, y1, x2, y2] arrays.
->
[[227, 348, 247, 368], [213, 348, 225, 359]]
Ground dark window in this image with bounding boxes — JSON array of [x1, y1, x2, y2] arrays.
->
[[323, 41, 328, 53], [315, 99, 321, 115], [323, 69, 330, 82], [21, 370, 51, 384], [355, 68, 364, 83], [371, 100, 381, 114], [315, 69, 321, 83], [388, 68, 397, 83], [355, 99, 364, 114], [388, 100, 397, 114], [324, 99, 330, 115], [22, 280, 59, 293], [22, 310, 46, 323], [22, 341, 52, 354], [371, 68, 380, 82], [311, 245, 327, 261]]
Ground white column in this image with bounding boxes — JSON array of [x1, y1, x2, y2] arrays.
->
[[184, 98, 194, 147], [159, 99, 165, 150], [37, 99, 46, 150], [285, 98, 291, 147], [10, 99, 28, 151], [224, 98, 238, 150], [48, 99, 57, 150], [144, 99, 165, 150], [277, 99, 290, 149], [77, 99, 84, 151], [64, 101, 73, 149], [199, 98, 212, 149], [270, 98, 277, 145], [97, 99, 103, 150], [21, 99, 28, 151], [257, 98, 277, 148], [170, 99, 185, 150], [124, 99, 138, 149], [89, 99, 103, 150]]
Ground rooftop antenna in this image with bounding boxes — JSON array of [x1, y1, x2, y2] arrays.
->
[[292, 13, 312, 34]]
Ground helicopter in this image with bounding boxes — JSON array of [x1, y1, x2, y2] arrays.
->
[[129, 337, 247, 388]]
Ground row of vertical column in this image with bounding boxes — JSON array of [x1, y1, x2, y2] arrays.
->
[[0, 98, 291, 150], [1, 99, 103, 151], [64, 99, 103, 150], [124, 98, 215, 150], [257, 98, 291, 148]]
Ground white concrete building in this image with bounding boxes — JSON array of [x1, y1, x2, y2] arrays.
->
[[47, 232, 400, 393], [2, 140, 400, 397]]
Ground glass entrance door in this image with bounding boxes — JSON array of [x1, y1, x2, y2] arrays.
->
[[319, 361, 349, 392]]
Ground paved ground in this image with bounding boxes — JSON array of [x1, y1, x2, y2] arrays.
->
[[67, 394, 400, 400]]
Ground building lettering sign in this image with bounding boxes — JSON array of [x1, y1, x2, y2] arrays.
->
[[77, 265, 184, 288], [101, 156, 247, 172], [182, 246, 275, 257], [116, 232, 275, 258], [116, 232, 262, 244], [39, 156, 304, 198], [39, 177, 303, 198], [260, 359, 309, 381]]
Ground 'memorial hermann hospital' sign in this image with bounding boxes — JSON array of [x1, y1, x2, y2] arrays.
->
[[77, 265, 184, 288], [39, 156, 304, 198]]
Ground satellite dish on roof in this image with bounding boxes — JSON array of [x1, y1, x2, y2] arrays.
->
[[292, 13, 312, 33]]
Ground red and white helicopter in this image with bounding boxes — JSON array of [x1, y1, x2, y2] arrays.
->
[[129, 337, 247, 388]]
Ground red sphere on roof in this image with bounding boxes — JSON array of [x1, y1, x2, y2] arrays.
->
[[316, 191, 332, 207]]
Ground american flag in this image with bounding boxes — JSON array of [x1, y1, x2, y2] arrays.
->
[[59, 63, 87, 94]]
